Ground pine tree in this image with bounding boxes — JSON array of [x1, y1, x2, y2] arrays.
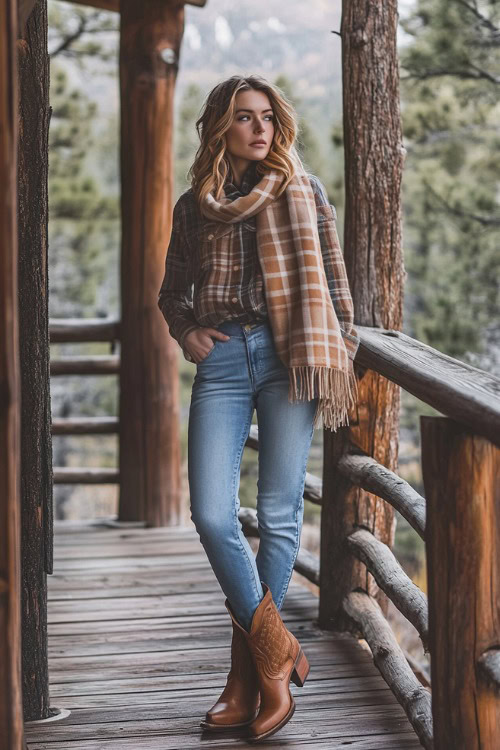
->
[[48, 64, 119, 317], [399, 0, 500, 372]]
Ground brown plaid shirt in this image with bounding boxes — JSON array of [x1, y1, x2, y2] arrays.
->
[[158, 161, 359, 363]]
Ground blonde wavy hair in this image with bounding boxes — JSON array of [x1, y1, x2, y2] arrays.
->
[[188, 75, 301, 211]]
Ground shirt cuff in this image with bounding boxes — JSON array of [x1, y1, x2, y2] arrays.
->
[[178, 321, 200, 363]]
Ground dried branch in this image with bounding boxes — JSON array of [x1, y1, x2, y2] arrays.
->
[[454, 0, 500, 37], [49, 10, 118, 59], [401, 68, 500, 85], [422, 180, 500, 227]]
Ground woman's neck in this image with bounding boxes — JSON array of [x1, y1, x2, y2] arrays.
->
[[226, 155, 252, 188]]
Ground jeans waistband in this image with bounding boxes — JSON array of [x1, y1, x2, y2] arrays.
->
[[216, 319, 269, 336]]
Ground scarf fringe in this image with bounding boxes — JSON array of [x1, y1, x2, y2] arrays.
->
[[288, 361, 359, 432]]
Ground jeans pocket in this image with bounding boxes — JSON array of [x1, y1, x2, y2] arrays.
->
[[197, 339, 218, 365]]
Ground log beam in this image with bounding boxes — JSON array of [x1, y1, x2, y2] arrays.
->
[[346, 529, 428, 650], [356, 325, 500, 448], [49, 317, 120, 343], [53, 468, 119, 484], [338, 452, 426, 539], [58, 0, 208, 14], [343, 591, 433, 749], [51, 417, 118, 435], [50, 355, 120, 376]]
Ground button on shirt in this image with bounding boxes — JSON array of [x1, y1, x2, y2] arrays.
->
[[158, 161, 360, 363]]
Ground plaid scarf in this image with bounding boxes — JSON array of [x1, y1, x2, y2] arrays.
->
[[200, 154, 358, 431]]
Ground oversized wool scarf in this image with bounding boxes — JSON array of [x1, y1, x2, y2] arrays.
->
[[200, 154, 359, 432]]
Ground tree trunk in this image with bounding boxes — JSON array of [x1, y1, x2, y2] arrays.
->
[[17, 0, 52, 721], [320, 0, 405, 628], [0, 0, 25, 745]]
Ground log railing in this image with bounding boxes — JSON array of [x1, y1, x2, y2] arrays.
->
[[49, 317, 120, 484], [240, 324, 500, 750]]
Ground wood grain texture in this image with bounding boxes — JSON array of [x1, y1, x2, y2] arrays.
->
[[343, 591, 433, 749], [51, 418, 119, 436], [49, 318, 120, 343], [338, 453, 426, 538], [319, 0, 404, 630], [52, 468, 119, 485], [60, 0, 208, 12], [23, 522, 422, 748], [477, 648, 500, 692], [356, 326, 500, 447], [17, 0, 53, 723], [422, 416, 500, 749], [0, 0, 24, 745], [346, 529, 428, 650], [118, 0, 183, 526], [50, 356, 120, 375]]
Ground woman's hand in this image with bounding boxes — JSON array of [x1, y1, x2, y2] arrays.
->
[[184, 327, 231, 364]]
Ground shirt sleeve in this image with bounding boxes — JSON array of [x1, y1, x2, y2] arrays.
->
[[308, 174, 361, 362], [158, 196, 199, 360]]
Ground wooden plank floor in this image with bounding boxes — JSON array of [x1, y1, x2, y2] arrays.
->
[[25, 520, 422, 749]]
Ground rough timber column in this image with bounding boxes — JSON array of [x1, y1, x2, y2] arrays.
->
[[119, 0, 184, 525], [17, 0, 52, 720], [0, 0, 25, 744]]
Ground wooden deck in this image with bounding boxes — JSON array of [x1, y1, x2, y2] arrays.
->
[[24, 521, 422, 749]]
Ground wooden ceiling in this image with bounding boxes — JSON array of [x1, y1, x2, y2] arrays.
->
[[58, 0, 206, 12], [18, 0, 207, 32]]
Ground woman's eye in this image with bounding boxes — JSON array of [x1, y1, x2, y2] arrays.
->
[[237, 115, 274, 121]]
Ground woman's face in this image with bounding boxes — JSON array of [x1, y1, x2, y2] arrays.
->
[[225, 89, 275, 162]]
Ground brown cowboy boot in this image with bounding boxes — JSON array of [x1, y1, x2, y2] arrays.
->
[[226, 582, 310, 742], [200, 599, 260, 730]]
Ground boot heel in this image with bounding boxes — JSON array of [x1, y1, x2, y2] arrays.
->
[[290, 647, 309, 687]]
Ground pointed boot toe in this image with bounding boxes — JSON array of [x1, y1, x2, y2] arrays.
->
[[235, 583, 310, 742], [200, 600, 260, 731]]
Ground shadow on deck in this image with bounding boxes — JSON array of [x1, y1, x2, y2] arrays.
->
[[24, 521, 422, 749]]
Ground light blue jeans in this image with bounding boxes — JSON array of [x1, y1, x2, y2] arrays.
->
[[187, 319, 318, 631]]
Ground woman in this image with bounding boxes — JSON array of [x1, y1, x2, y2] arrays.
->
[[158, 75, 359, 742]]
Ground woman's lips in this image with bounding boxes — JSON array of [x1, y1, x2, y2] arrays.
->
[[250, 143, 266, 147]]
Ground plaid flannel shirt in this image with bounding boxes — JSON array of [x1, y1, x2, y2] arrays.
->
[[158, 161, 360, 363]]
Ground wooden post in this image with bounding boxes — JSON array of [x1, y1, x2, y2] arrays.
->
[[0, 0, 25, 744], [319, 0, 405, 628], [421, 416, 500, 749], [17, 0, 52, 720], [118, 0, 184, 526]]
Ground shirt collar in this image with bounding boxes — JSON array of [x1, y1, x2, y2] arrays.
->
[[224, 161, 260, 197]]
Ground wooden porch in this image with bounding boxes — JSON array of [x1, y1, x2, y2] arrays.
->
[[24, 521, 422, 749]]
